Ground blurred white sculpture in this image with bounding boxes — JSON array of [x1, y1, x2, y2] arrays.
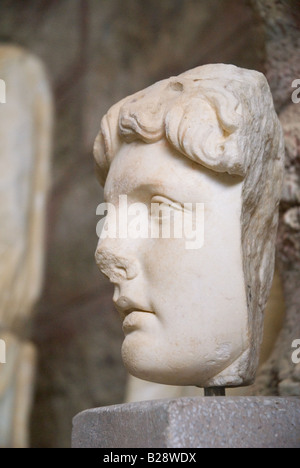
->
[[0, 45, 52, 448], [94, 64, 284, 389]]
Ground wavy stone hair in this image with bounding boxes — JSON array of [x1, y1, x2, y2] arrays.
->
[[94, 64, 285, 386]]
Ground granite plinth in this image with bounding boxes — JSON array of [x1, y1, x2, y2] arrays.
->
[[72, 397, 300, 448]]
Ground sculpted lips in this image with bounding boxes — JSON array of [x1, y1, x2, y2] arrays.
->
[[113, 295, 154, 326]]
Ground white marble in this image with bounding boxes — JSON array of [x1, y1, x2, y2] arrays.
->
[[94, 64, 284, 388]]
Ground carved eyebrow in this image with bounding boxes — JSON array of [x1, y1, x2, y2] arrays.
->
[[104, 177, 183, 208]]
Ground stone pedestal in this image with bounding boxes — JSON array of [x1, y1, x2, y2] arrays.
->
[[72, 396, 300, 448]]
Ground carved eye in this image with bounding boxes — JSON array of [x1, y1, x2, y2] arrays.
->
[[150, 196, 184, 223]]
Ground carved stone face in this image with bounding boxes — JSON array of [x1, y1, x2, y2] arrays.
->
[[96, 139, 249, 387]]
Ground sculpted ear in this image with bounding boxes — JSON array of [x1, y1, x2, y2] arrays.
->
[[165, 91, 247, 177]]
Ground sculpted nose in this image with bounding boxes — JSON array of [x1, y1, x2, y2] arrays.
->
[[95, 244, 139, 283]]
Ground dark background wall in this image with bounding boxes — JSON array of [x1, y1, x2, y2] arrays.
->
[[0, 0, 264, 448]]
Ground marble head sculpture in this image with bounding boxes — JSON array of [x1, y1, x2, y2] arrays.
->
[[94, 64, 284, 388]]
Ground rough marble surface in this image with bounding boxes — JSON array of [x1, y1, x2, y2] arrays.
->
[[251, 0, 300, 398]]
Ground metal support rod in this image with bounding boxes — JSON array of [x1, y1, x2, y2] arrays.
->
[[204, 387, 226, 397]]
